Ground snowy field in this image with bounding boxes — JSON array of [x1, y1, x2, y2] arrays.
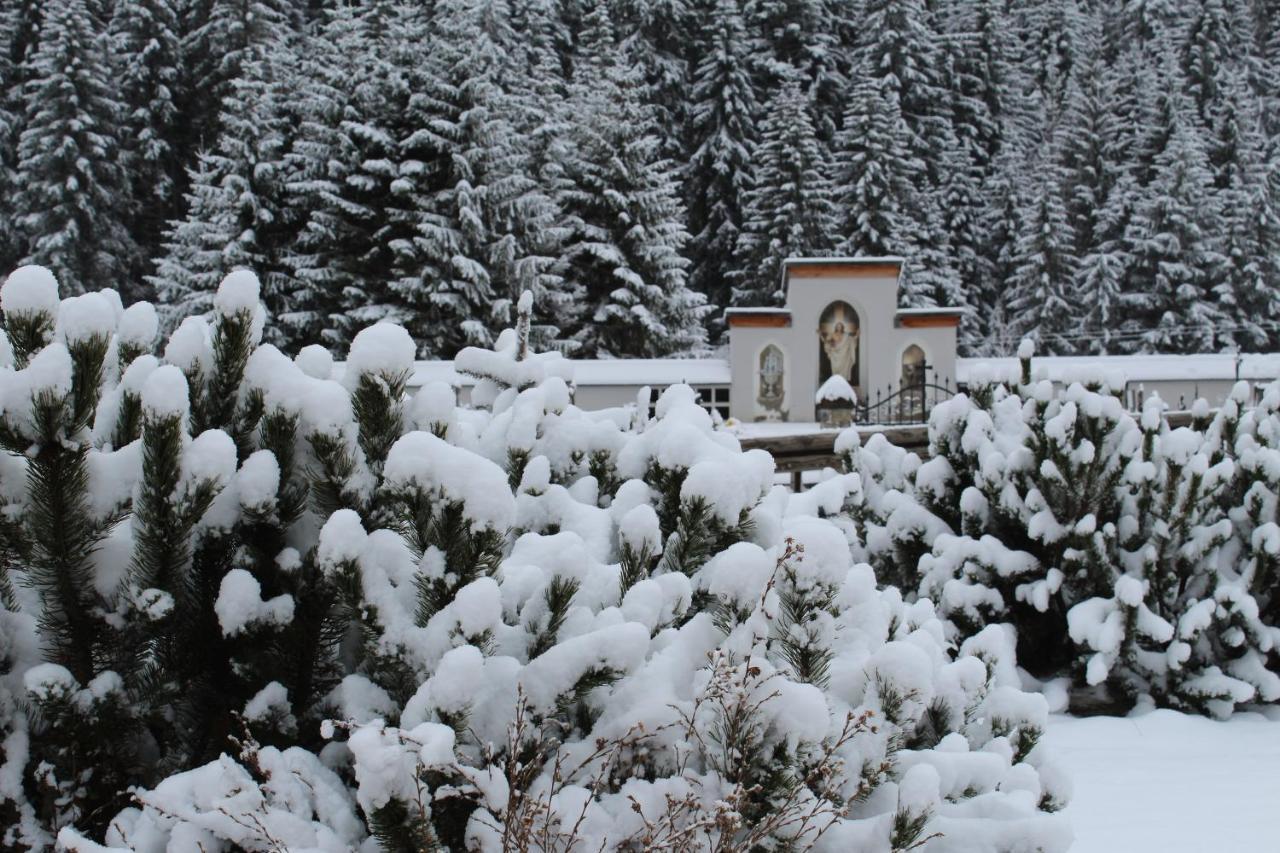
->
[[1046, 710, 1280, 852]]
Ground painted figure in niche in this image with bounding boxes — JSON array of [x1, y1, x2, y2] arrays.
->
[[757, 344, 786, 419], [899, 344, 926, 418], [818, 301, 859, 388], [900, 344, 925, 387]]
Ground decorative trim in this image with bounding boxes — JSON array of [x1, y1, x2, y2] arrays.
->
[[728, 312, 791, 328], [897, 313, 961, 328], [788, 263, 901, 279]]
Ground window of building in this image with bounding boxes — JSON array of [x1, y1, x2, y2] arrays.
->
[[648, 385, 731, 421]]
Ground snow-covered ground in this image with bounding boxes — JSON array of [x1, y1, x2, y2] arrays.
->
[[1046, 710, 1280, 852]]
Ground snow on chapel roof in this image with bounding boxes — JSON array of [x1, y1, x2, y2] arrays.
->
[[782, 256, 906, 267], [779, 256, 906, 300]]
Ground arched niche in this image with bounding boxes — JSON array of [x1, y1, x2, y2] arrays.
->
[[900, 344, 926, 387], [756, 343, 787, 419], [816, 300, 860, 393]]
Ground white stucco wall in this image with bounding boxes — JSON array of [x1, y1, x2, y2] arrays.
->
[[727, 259, 960, 421]]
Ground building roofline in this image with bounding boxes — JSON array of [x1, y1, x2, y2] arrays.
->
[[782, 256, 906, 266], [779, 256, 906, 297], [895, 307, 964, 315]]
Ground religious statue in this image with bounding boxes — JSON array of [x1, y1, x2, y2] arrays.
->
[[817, 301, 860, 388]]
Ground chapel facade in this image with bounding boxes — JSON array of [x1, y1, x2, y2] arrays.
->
[[724, 257, 962, 423]]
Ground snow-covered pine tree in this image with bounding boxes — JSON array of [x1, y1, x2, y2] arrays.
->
[[109, 0, 184, 267], [941, 0, 1013, 173], [614, 0, 696, 162], [854, 0, 959, 307], [0, 1, 38, 271], [833, 70, 913, 259], [1211, 67, 1280, 349], [740, 0, 850, 135], [685, 0, 758, 328], [11, 0, 136, 297], [1069, 51, 1149, 354], [1014, 0, 1088, 120], [555, 5, 707, 357], [1181, 0, 1240, 125], [266, 20, 353, 350], [281, 0, 416, 353], [968, 146, 1025, 356], [856, 0, 949, 187], [180, 0, 297, 152], [3, 258, 1077, 851], [150, 35, 305, 338], [369, 0, 569, 358], [1124, 110, 1227, 352], [842, 344, 1280, 715], [732, 77, 836, 307], [933, 4, 1001, 324], [1007, 139, 1079, 354], [0, 266, 138, 837]]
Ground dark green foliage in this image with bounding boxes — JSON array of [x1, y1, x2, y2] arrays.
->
[[369, 797, 442, 853], [24, 428, 100, 681], [4, 308, 54, 367], [889, 804, 935, 852], [351, 368, 408, 477], [201, 306, 257, 436], [127, 410, 197, 597], [110, 386, 145, 448], [527, 574, 579, 659], [775, 578, 836, 687], [616, 538, 655, 602], [659, 497, 753, 576], [389, 491, 505, 625], [24, 672, 139, 837]]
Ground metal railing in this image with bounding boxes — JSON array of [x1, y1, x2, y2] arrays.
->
[[852, 376, 956, 425]]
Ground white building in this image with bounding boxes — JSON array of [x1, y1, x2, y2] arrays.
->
[[401, 257, 1280, 422], [723, 257, 960, 423]]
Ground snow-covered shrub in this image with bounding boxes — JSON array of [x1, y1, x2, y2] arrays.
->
[[1, 266, 1069, 851], [843, 344, 1280, 717]]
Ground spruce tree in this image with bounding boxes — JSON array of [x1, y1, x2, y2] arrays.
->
[[1181, 0, 1238, 124], [856, 0, 958, 306], [741, 0, 849, 134], [0, 6, 19, 272], [1214, 72, 1280, 348], [555, 6, 707, 356], [857, 0, 950, 186], [970, 148, 1025, 355], [934, 3, 1002, 322], [110, 0, 185, 268], [685, 0, 758, 326], [834, 72, 913, 258], [11, 0, 136, 297], [1125, 114, 1228, 351], [182, 0, 295, 150], [732, 78, 836, 306], [1008, 143, 1078, 354], [1015, 0, 1088, 117], [150, 44, 303, 336], [614, 0, 696, 162], [286, 0, 414, 352]]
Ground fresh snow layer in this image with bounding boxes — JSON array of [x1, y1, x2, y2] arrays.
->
[[959, 353, 1280, 384], [816, 373, 856, 404], [213, 269, 261, 316], [1045, 710, 1280, 853], [118, 302, 158, 348], [1, 265, 59, 316]]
